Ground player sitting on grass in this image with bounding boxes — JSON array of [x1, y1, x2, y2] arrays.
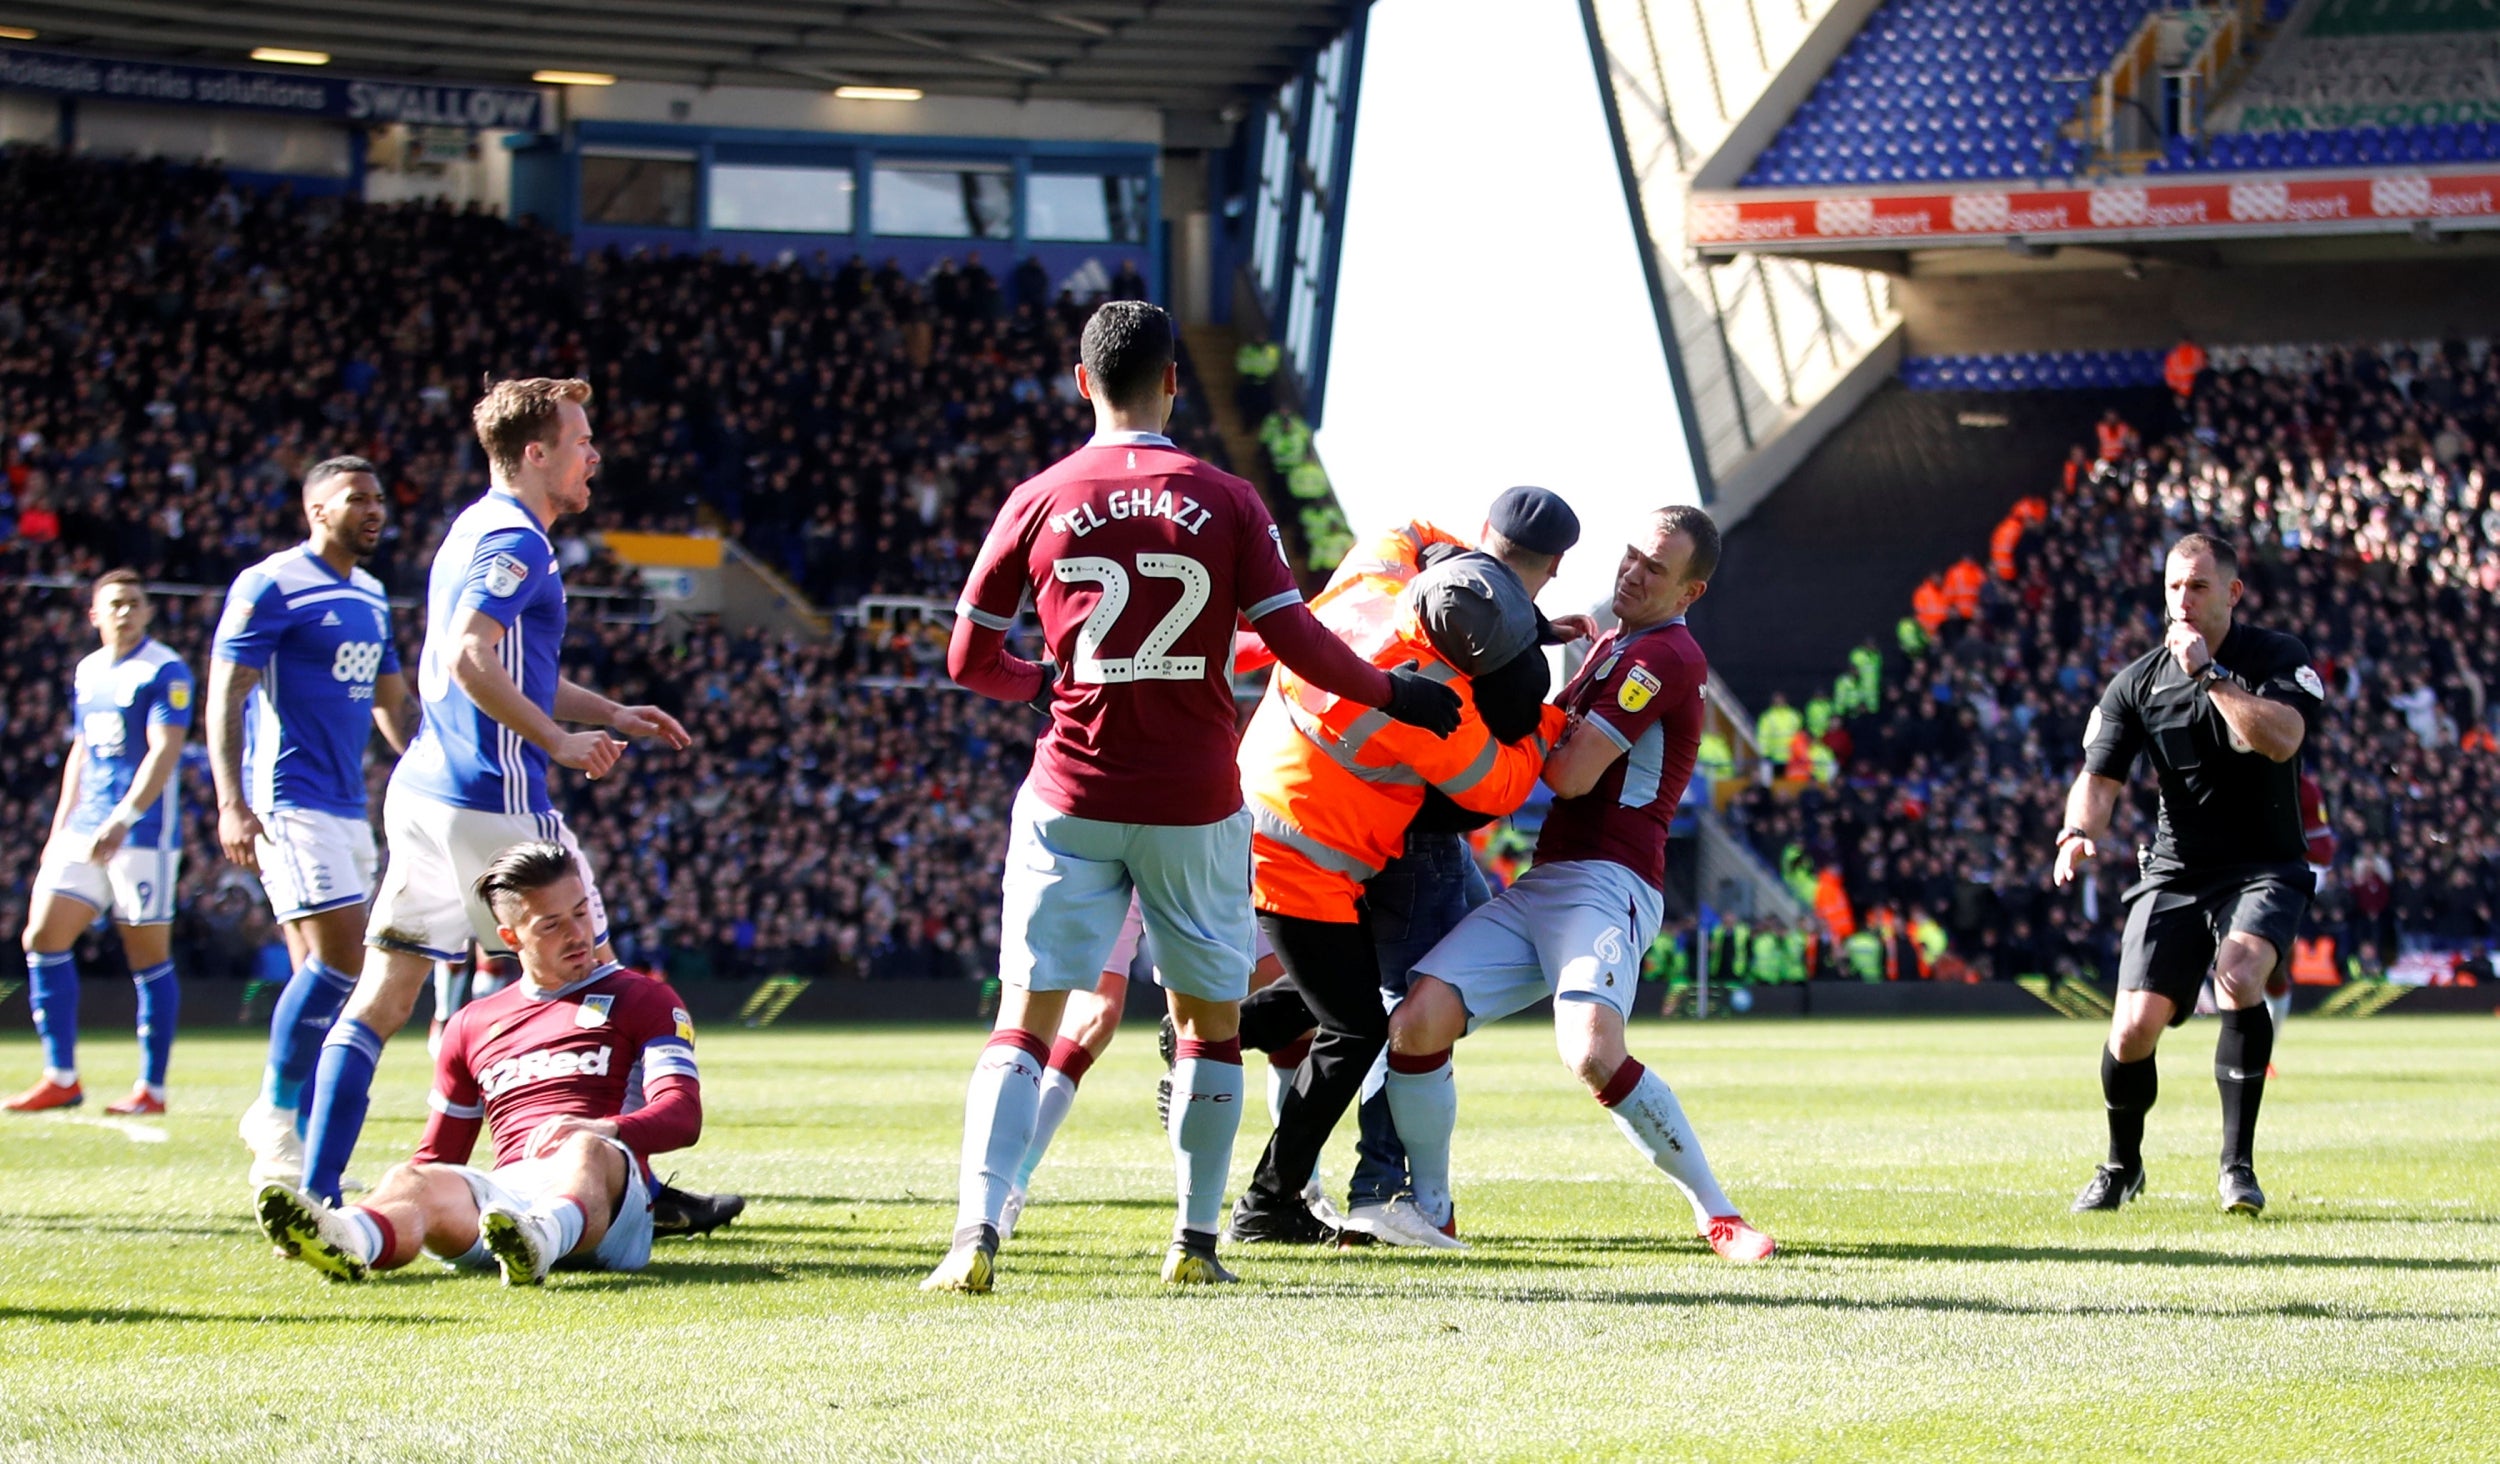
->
[[257, 841, 702, 1284]]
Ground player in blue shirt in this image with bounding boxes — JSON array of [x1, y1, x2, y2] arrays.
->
[[211, 457, 416, 1186], [296, 378, 692, 1205], [8, 571, 195, 1115]]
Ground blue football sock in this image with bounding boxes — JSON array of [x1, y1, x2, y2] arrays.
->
[[131, 961, 178, 1093], [303, 1019, 383, 1205], [26, 950, 79, 1083], [1383, 1052, 1459, 1228], [262, 958, 355, 1110]]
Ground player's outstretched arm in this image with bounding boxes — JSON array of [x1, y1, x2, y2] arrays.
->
[[447, 610, 621, 779], [206, 658, 265, 871], [1255, 604, 1461, 736]]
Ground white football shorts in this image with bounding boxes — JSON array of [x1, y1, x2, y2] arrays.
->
[[34, 842, 180, 926], [366, 780, 609, 960], [998, 781, 1256, 1003], [1408, 859, 1664, 1030], [255, 806, 381, 922], [438, 1133, 653, 1273]]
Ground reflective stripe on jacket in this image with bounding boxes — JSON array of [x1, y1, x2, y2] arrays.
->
[[1240, 520, 1564, 922]]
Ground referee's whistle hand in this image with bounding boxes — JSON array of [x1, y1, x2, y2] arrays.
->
[[2053, 835, 2095, 886], [555, 729, 625, 780]]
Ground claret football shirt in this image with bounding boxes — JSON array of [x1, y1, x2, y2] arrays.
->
[[957, 431, 1303, 826]]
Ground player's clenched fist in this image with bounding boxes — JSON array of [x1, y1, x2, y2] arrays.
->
[[554, 729, 624, 779]]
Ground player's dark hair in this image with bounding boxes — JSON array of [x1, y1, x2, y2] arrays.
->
[[1653, 505, 1722, 583], [1079, 300, 1174, 410], [90, 568, 145, 602], [2170, 531, 2240, 579], [474, 840, 582, 923], [305, 455, 378, 492]]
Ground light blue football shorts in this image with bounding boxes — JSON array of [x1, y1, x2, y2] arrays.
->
[[997, 781, 1257, 1003], [1408, 859, 1664, 1030]]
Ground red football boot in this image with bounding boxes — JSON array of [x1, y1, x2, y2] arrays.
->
[[104, 1088, 166, 1116], [3, 1077, 85, 1111], [1703, 1215, 1778, 1263]]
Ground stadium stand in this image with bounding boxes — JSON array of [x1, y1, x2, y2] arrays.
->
[[1728, 339, 2500, 984], [1739, 0, 2153, 186]]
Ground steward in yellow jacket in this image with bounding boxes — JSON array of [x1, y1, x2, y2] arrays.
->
[[1225, 486, 1584, 1240]]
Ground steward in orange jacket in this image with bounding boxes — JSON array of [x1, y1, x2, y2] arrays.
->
[[1226, 486, 1581, 1237]]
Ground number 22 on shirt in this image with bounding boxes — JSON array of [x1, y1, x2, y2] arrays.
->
[[1052, 552, 1211, 683]]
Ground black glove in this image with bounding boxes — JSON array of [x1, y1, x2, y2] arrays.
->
[[1028, 660, 1059, 715], [1381, 660, 1463, 738]]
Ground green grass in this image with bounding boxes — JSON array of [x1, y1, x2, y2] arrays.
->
[[4, 1016, 2498, 1461]]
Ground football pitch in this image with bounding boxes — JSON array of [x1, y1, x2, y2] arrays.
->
[[3, 1016, 2497, 1462]]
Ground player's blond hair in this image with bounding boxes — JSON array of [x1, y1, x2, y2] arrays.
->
[[472, 377, 592, 480]]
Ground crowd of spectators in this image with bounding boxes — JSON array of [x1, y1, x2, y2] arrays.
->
[[1731, 339, 2500, 982], [0, 146, 1230, 608], [2, 147, 1263, 986]]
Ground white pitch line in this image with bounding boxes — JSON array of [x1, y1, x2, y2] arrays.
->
[[44, 1113, 169, 1144]]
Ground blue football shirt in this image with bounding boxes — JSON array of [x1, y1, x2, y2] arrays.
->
[[395, 491, 568, 815], [67, 639, 195, 849], [212, 545, 400, 818]]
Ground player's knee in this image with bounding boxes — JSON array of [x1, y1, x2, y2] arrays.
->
[[1388, 978, 1457, 1054]]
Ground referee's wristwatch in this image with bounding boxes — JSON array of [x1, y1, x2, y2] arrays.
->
[[2196, 660, 2233, 692]]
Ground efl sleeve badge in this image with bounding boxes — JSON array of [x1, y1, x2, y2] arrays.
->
[[1617, 665, 1664, 715]]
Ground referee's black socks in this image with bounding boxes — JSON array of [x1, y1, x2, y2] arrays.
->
[[2100, 1047, 2158, 1172], [2214, 1003, 2274, 1171]]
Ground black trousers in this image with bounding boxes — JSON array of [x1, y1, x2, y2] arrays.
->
[[1245, 910, 1384, 1208]]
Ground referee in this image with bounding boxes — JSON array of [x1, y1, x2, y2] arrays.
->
[[2053, 533, 2326, 1216]]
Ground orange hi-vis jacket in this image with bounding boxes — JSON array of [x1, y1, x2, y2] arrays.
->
[[1239, 520, 1567, 923]]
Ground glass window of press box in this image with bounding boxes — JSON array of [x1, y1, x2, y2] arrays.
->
[[870, 162, 1013, 239], [1026, 172, 1150, 243], [582, 152, 696, 229], [708, 163, 856, 234]]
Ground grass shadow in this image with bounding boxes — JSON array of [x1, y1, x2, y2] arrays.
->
[[2, 1304, 460, 1326], [1800, 1239, 2496, 1272]]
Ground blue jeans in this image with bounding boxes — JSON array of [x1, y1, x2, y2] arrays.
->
[[1349, 833, 1491, 1207]]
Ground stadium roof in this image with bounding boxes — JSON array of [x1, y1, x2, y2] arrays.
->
[[6, 0, 1359, 112]]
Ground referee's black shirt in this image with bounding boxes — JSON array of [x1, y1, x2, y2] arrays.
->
[[2080, 622, 2327, 877]]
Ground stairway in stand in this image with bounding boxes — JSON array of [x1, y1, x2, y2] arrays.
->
[[1181, 323, 1269, 480]]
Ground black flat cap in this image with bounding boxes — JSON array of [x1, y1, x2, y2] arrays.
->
[[1487, 486, 1580, 558]]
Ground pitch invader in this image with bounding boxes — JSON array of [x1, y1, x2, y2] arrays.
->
[[293, 378, 694, 1207], [260, 842, 702, 1285], [213, 458, 416, 1185], [8, 572, 194, 1115], [1382, 507, 1777, 1263], [927, 301, 1462, 1291]]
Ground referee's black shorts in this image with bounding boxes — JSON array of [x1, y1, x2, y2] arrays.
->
[[2117, 863, 2314, 1024]]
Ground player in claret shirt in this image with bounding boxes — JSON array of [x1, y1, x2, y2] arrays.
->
[[1381, 506, 1777, 1264], [257, 842, 702, 1286], [927, 300, 1463, 1291]]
